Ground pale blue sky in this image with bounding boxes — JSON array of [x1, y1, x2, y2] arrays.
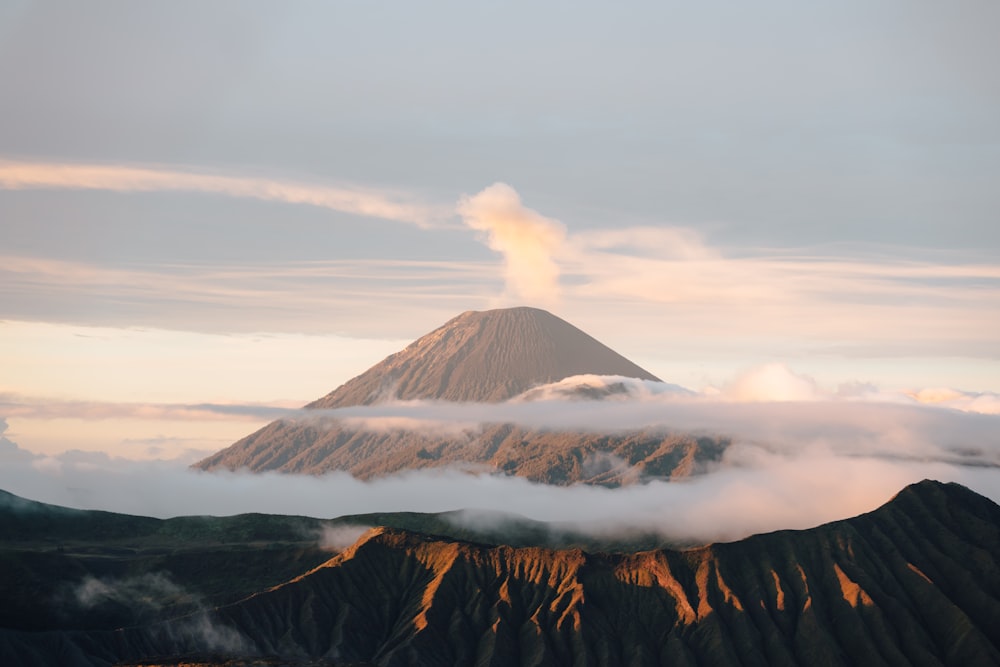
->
[[1, 1, 999, 457]]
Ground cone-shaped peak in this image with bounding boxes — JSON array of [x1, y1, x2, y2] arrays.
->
[[308, 307, 660, 407]]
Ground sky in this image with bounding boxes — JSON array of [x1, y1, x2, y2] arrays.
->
[[1, 1, 999, 488]]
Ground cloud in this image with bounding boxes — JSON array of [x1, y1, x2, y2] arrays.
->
[[569, 226, 719, 262], [72, 572, 250, 654], [3, 209, 998, 369], [0, 255, 497, 335], [0, 436, 996, 546], [0, 158, 447, 227], [6, 370, 999, 459], [559, 235, 1000, 316], [556, 231, 1000, 362], [74, 572, 194, 612], [512, 374, 693, 402], [0, 393, 292, 422], [723, 363, 821, 402], [273, 375, 1000, 459], [2, 376, 998, 545], [458, 183, 567, 304], [906, 387, 1000, 415], [0, 417, 37, 462], [318, 524, 373, 551]]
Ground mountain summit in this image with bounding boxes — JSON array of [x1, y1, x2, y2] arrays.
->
[[307, 306, 660, 407], [193, 307, 723, 481]]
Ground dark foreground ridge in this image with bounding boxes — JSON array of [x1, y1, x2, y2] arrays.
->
[[2, 480, 999, 666], [194, 307, 733, 483]]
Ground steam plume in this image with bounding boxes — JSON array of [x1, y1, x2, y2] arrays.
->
[[458, 183, 566, 303]]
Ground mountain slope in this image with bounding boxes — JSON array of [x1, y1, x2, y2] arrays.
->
[[181, 481, 1000, 666], [5, 480, 998, 666], [195, 307, 698, 480], [0, 488, 687, 636], [307, 307, 661, 407], [196, 422, 728, 482]]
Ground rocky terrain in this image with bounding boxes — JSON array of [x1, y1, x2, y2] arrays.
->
[[2, 480, 999, 665], [197, 422, 728, 484], [0, 487, 683, 639]]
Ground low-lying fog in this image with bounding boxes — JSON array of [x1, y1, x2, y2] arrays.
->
[[3, 369, 998, 545]]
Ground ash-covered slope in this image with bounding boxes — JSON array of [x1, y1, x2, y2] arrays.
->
[[195, 307, 696, 480], [5, 480, 999, 666], [307, 307, 660, 407]]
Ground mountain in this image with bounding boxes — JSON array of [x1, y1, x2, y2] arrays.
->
[[0, 487, 689, 628], [194, 308, 729, 482], [2, 480, 999, 665], [309, 307, 661, 406], [0, 488, 683, 636]]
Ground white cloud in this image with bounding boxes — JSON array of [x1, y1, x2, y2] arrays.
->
[[280, 374, 1000, 444], [723, 363, 821, 402], [0, 434, 995, 546], [3, 181, 998, 380], [0, 393, 292, 422], [7, 371, 1000, 459], [906, 387, 1000, 415], [3, 373, 999, 545], [0, 257, 496, 335]]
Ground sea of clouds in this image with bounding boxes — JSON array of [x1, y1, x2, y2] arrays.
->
[[2, 365, 998, 545]]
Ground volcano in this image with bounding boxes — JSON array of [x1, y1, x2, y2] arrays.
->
[[194, 308, 727, 482], [307, 306, 661, 406]]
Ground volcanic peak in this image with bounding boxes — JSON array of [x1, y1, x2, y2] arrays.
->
[[193, 307, 676, 477], [307, 306, 661, 407]]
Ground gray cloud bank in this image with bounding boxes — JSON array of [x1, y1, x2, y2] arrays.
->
[[0, 437, 995, 547], [2, 379, 999, 545], [6, 370, 998, 425], [304, 376, 999, 465]]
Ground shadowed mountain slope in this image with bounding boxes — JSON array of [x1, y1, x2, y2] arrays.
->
[[3, 480, 999, 666], [194, 307, 716, 482], [0, 488, 686, 637]]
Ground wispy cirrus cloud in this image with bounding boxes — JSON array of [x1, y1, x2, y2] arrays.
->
[[553, 226, 1000, 359], [0, 158, 450, 227], [3, 175, 999, 367], [0, 392, 293, 423], [3, 240, 999, 357], [562, 226, 1000, 306], [0, 254, 498, 334]]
